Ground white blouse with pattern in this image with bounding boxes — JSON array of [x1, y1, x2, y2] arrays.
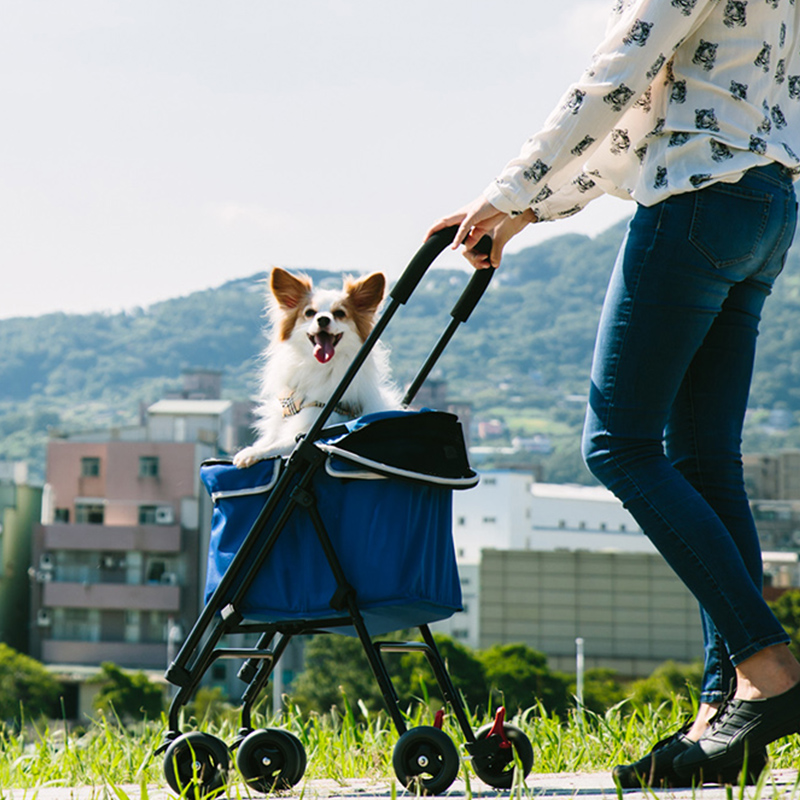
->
[[485, 0, 800, 222]]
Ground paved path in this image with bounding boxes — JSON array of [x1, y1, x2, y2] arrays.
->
[[2, 770, 799, 800]]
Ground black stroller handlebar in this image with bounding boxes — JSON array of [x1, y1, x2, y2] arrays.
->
[[390, 226, 494, 305], [399, 232, 495, 406], [451, 259, 494, 323]]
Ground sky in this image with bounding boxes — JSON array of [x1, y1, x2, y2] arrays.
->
[[1, 0, 632, 320]]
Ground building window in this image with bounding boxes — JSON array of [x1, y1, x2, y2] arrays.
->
[[54, 508, 70, 523], [456, 516, 466, 526], [142, 611, 169, 643], [53, 608, 101, 641], [139, 506, 158, 525], [81, 457, 100, 477], [75, 503, 104, 524], [139, 456, 159, 478], [482, 517, 496, 524]]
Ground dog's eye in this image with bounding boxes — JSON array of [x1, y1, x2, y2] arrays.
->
[[303, 308, 316, 318], [333, 309, 347, 319]]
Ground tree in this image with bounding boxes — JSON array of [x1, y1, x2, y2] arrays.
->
[[91, 662, 164, 721], [479, 642, 572, 717], [769, 589, 800, 660], [288, 635, 384, 715], [569, 667, 627, 715], [0, 643, 62, 721], [626, 660, 703, 716]]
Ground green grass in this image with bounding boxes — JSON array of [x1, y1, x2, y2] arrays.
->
[[2, 698, 800, 798]]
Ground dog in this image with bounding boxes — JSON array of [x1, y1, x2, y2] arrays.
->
[[233, 267, 400, 467]]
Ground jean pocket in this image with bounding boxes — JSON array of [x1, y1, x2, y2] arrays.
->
[[689, 183, 772, 269]]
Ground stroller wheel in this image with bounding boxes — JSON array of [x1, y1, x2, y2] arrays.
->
[[163, 731, 229, 796], [471, 722, 533, 788], [236, 728, 306, 793], [392, 726, 460, 795]]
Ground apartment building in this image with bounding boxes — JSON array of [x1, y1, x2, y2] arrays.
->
[[31, 437, 215, 670], [28, 369, 254, 676]]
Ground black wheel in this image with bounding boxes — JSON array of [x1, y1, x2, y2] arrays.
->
[[236, 728, 306, 793], [163, 731, 229, 796], [471, 722, 533, 789], [392, 726, 460, 796], [275, 728, 308, 778]]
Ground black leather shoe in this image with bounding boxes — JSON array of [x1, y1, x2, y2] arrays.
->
[[613, 725, 768, 788], [673, 681, 800, 780], [612, 724, 694, 788]]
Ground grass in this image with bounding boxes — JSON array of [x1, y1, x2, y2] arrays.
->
[[2, 697, 800, 798]]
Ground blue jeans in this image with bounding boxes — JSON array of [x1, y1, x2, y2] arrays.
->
[[582, 162, 797, 703]]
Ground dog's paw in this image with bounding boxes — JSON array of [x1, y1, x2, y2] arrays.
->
[[233, 447, 264, 469]]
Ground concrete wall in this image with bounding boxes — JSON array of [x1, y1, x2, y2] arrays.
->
[[480, 549, 703, 678]]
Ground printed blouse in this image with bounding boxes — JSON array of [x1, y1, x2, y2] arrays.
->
[[485, 0, 800, 222]]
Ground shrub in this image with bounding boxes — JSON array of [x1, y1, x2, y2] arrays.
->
[[0, 643, 62, 722], [91, 662, 164, 722]]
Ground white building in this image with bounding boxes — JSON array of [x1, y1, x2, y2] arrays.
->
[[452, 471, 652, 563], [433, 471, 652, 649]]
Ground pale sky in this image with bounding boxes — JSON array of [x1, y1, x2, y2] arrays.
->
[[1, 0, 632, 320]]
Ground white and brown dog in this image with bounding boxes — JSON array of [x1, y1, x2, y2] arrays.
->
[[233, 267, 400, 467]]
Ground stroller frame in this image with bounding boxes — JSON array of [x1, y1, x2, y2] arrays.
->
[[160, 228, 533, 796]]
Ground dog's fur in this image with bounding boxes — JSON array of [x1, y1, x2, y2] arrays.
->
[[233, 267, 400, 467]]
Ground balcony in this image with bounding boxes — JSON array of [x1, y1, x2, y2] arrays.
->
[[42, 640, 168, 670], [43, 581, 180, 612], [42, 523, 181, 553]]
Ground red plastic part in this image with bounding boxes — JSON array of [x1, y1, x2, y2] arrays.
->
[[486, 707, 511, 748], [433, 708, 445, 729]]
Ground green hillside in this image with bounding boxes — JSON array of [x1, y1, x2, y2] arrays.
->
[[4, 218, 800, 483]]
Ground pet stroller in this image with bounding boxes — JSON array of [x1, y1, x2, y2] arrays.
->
[[159, 229, 534, 796]]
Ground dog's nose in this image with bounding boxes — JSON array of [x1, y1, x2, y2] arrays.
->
[[316, 314, 331, 328]]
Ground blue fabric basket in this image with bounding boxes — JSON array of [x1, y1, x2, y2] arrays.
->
[[201, 410, 475, 636]]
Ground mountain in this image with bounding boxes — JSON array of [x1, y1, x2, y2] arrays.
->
[[5, 218, 800, 483]]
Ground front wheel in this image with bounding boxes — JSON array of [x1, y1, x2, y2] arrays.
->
[[392, 726, 460, 795], [163, 731, 229, 796], [236, 728, 306, 793]]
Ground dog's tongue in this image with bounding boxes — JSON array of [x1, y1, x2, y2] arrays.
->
[[313, 332, 336, 364]]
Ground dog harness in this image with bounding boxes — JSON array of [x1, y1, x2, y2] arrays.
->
[[280, 393, 361, 420]]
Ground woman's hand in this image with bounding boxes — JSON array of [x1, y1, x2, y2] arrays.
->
[[427, 196, 538, 269], [426, 195, 507, 251], [464, 208, 538, 269]]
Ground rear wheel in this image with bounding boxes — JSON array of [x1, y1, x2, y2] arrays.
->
[[471, 722, 533, 789]]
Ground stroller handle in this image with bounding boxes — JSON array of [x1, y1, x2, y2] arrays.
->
[[451, 252, 494, 323], [391, 225, 494, 305]]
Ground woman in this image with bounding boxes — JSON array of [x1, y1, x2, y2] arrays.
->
[[429, 0, 800, 787]]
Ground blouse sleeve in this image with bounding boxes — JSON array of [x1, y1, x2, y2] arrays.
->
[[484, 0, 717, 219]]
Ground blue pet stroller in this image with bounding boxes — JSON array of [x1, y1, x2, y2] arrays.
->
[[160, 229, 534, 796]]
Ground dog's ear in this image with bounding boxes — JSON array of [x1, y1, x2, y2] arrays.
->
[[270, 267, 312, 310], [345, 272, 386, 313]]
